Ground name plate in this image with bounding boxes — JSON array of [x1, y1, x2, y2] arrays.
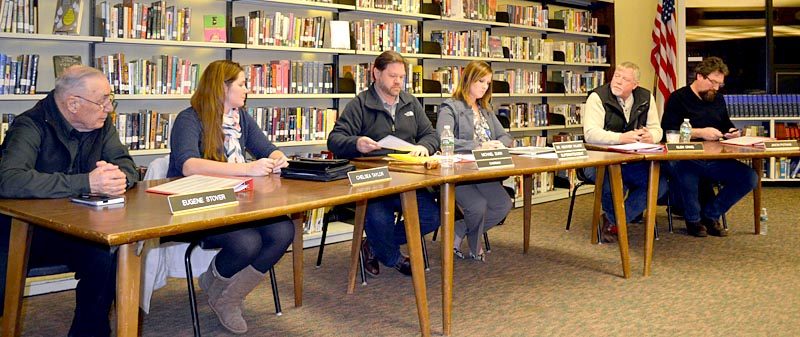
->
[[473, 148, 514, 170], [168, 188, 239, 214], [553, 141, 588, 160], [347, 166, 392, 186], [666, 142, 705, 152], [764, 140, 800, 151]]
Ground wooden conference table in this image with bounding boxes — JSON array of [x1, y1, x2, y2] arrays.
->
[[355, 150, 643, 335], [0, 172, 444, 337]]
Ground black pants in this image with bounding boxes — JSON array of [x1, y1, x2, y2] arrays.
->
[[28, 227, 117, 337], [201, 216, 295, 278]]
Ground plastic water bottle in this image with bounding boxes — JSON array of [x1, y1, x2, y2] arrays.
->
[[679, 118, 692, 142], [440, 125, 455, 168], [760, 208, 768, 235]]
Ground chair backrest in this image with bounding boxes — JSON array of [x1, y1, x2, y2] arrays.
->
[[144, 155, 170, 181]]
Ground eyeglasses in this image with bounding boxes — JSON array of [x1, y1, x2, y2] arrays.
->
[[74, 94, 117, 111], [703, 75, 725, 89]]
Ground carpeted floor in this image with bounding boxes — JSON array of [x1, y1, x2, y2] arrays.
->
[[14, 187, 800, 337]]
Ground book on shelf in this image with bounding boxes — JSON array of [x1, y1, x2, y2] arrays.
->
[[553, 8, 598, 34], [493, 69, 541, 94], [441, 0, 496, 21], [203, 14, 226, 43], [244, 61, 333, 95], [351, 19, 419, 54], [488, 36, 503, 58], [1, 0, 38, 33], [342, 63, 373, 94], [329, 20, 350, 49], [96, 53, 199, 95], [504, 3, 548, 28], [53, 0, 82, 35], [0, 53, 39, 95], [551, 103, 584, 126], [114, 110, 177, 150], [725, 94, 800, 117], [237, 11, 326, 48], [0, 113, 15, 144], [96, 1, 191, 40], [53, 55, 82, 79], [499, 102, 548, 128], [431, 66, 462, 94], [358, 0, 420, 13], [245, 106, 338, 143]]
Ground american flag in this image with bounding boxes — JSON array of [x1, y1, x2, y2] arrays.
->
[[651, 0, 677, 115]]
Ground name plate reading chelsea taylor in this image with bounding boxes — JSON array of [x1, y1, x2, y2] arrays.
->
[[666, 142, 705, 152], [552, 141, 588, 160], [168, 188, 239, 214], [347, 166, 392, 186], [473, 148, 514, 170], [764, 140, 800, 151]]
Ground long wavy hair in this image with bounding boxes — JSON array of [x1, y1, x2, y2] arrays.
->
[[190, 60, 244, 162], [453, 60, 493, 110]]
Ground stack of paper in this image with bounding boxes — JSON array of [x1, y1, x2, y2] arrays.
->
[[720, 136, 773, 147], [608, 142, 665, 153], [146, 175, 253, 195]]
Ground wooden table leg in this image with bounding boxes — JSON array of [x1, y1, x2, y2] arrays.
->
[[644, 161, 660, 277], [522, 174, 532, 254], [591, 166, 606, 245], [116, 243, 142, 337], [607, 164, 631, 279], [291, 216, 304, 306], [347, 200, 368, 294], [440, 183, 455, 336], [400, 190, 431, 337], [752, 158, 763, 235], [1, 219, 31, 337]]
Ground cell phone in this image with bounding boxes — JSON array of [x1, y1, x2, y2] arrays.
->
[[70, 193, 126, 207]]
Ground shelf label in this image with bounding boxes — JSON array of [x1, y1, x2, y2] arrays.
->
[[666, 142, 705, 152], [168, 188, 238, 214], [764, 140, 799, 151], [348, 166, 392, 186], [553, 141, 588, 160]]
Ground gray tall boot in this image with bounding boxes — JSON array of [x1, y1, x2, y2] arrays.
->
[[204, 264, 266, 334]]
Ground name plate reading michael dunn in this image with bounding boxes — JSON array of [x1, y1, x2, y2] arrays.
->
[[553, 141, 588, 160], [473, 148, 514, 170], [168, 188, 239, 214], [764, 140, 800, 151], [348, 166, 392, 186], [666, 142, 704, 152]]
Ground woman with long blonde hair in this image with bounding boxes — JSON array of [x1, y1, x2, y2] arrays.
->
[[168, 60, 294, 334]]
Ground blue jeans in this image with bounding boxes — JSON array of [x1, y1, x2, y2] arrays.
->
[[364, 189, 440, 267], [674, 160, 757, 222], [584, 162, 667, 225]]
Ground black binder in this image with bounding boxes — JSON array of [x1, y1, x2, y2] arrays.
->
[[280, 158, 355, 182]]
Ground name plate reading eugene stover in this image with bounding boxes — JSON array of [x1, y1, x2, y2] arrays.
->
[[666, 142, 705, 152], [168, 188, 239, 214], [764, 140, 800, 151], [473, 148, 514, 170], [552, 141, 588, 160], [347, 166, 392, 186]]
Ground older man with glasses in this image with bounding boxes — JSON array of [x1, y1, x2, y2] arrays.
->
[[0, 65, 137, 336], [661, 56, 757, 238], [582, 61, 666, 243]]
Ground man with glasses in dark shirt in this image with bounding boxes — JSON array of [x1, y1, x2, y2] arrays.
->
[[0, 65, 137, 336], [661, 57, 757, 238]]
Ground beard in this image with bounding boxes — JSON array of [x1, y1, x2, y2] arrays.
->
[[699, 89, 717, 102], [376, 79, 401, 98]]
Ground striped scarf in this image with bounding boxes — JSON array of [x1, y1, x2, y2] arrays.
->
[[222, 108, 245, 163]]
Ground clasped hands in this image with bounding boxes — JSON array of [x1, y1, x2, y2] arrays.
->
[[695, 127, 740, 141], [620, 127, 655, 144], [244, 156, 290, 176]]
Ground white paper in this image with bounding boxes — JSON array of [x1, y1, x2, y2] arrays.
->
[[508, 146, 555, 155], [608, 142, 664, 152], [522, 152, 559, 159], [329, 21, 351, 49], [432, 154, 475, 162], [377, 135, 416, 151]]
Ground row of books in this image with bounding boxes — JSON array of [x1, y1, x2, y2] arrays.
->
[[301, 207, 328, 235], [342, 62, 423, 94], [725, 94, 800, 117], [431, 29, 492, 58], [554, 41, 607, 64], [236, 11, 326, 49], [501, 36, 555, 62], [0, 53, 38, 95], [358, 0, 419, 14], [96, 53, 199, 95], [554, 8, 599, 34], [0, 112, 13, 144], [114, 110, 177, 150], [0, 0, 36, 34], [497, 102, 549, 128], [554, 70, 604, 94], [512, 135, 547, 148], [740, 124, 768, 137], [493, 69, 542, 94], [96, 1, 191, 41], [773, 157, 800, 180], [351, 20, 420, 54], [430, 65, 463, 94], [441, 0, 498, 22], [775, 122, 800, 140], [244, 106, 338, 143], [504, 172, 556, 199], [243, 61, 334, 95], [504, 3, 548, 28], [552, 103, 585, 126]]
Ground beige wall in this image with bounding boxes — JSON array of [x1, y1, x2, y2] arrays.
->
[[615, 0, 659, 90]]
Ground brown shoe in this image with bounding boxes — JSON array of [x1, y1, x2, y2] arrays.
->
[[703, 218, 729, 237], [601, 214, 618, 243], [393, 256, 412, 276], [361, 239, 380, 277], [686, 221, 708, 237]]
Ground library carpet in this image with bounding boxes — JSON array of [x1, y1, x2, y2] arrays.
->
[[14, 187, 800, 336]]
